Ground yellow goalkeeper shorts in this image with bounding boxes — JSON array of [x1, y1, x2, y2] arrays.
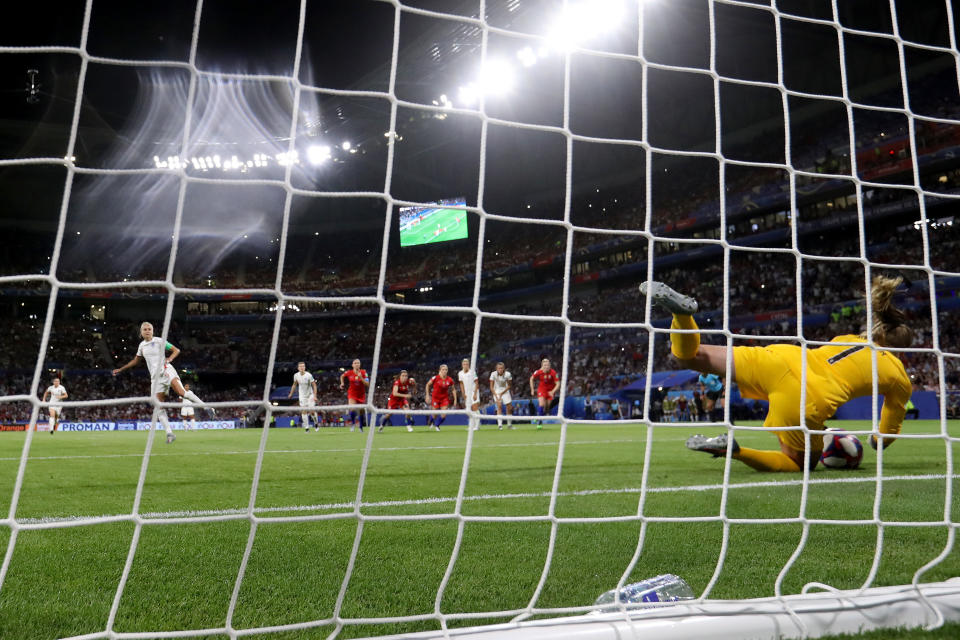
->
[[733, 344, 830, 453]]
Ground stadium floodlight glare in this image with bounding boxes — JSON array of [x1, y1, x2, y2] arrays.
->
[[341, 141, 351, 151], [546, 0, 625, 51], [517, 46, 537, 68], [458, 83, 479, 106], [307, 144, 331, 165], [480, 59, 516, 97]]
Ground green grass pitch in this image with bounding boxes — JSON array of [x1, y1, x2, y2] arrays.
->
[[399, 208, 467, 247], [1, 420, 959, 639]]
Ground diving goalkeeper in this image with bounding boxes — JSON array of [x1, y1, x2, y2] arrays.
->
[[641, 276, 913, 472]]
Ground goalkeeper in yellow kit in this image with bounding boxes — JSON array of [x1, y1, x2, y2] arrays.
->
[[641, 276, 913, 472]]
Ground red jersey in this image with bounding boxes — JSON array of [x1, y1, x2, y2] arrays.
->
[[388, 378, 412, 410], [430, 375, 455, 403], [344, 369, 368, 401], [533, 368, 559, 396]]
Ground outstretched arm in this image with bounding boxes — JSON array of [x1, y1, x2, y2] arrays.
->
[[873, 376, 912, 450], [113, 355, 142, 376]]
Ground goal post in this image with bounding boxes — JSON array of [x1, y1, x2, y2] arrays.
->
[[2, 0, 960, 639]]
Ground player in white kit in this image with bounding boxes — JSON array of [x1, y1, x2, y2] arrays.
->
[[41, 377, 68, 433], [180, 383, 197, 430], [112, 322, 210, 444], [459, 358, 480, 431], [287, 362, 320, 432], [489, 362, 514, 430]]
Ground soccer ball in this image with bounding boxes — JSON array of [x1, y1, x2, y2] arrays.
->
[[820, 429, 864, 469]]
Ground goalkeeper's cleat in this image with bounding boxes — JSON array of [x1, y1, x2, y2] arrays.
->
[[406, 425, 413, 432], [685, 433, 738, 457], [640, 281, 698, 315], [166, 432, 176, 444]]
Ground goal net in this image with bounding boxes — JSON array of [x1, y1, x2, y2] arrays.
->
[[2, 0, 960, 638]]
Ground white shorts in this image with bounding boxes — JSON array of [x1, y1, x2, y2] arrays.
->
[[49, 406, 62, 417], [496, 392, 512, 406], [181, 408, 195, 418], [299, 397, 316, 409], [151, 363, 180, 395]]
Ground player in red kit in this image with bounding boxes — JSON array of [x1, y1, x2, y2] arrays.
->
[[339, 359, 370, 432], [424, 364, 457, 431], [379, 370, 416, 432], [529, 358, 560, 429]]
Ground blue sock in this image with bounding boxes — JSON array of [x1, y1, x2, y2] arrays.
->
[[349, 410, 357, 424], [406, 416, 415, 427], [537, 405, 545, 416], [436, 416, 445, 427], [359, 413, 366, 427]]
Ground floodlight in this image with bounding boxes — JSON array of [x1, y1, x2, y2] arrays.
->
[[517, 46, 537, 68], [307, 144, 332, 165], [547, 0, 625, 51], [342, 141, 351, 151], [480, 59, 515, 96], [458, 83, 479, 106]]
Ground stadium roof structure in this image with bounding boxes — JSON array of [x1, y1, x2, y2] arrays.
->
[[0, 1, 956, 269]]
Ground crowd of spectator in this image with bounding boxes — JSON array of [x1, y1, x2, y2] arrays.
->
[[4, 67, 960, 425]]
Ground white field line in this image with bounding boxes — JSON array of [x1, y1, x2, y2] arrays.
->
[[0, 438, 646, 462], [15, 473, 960, 525]]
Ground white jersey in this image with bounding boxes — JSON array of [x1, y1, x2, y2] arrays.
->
[[45, 385, 67, 406], [490, 370, 512, 395], [136, 337, 179, 393], [181, 396, 195, 417], [293, 371, 316, 403], [137, 337, 171, 379], [458, 369, 479, 403]]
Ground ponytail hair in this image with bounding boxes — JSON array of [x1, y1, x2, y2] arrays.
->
[[865, 275, 913, 348]]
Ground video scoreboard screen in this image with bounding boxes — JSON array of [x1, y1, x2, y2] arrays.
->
[[398, 197, 468, 247]]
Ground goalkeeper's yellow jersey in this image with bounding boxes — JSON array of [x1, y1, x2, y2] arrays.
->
[[791, 335, 912, 435]]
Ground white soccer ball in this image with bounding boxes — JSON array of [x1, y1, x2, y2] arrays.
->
[[820, 429, 864, 470]]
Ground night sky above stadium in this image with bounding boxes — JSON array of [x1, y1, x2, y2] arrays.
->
[[0, 0, 958, 278]]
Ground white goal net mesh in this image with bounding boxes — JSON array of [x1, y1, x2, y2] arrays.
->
[[2, 0, 960, 638]]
